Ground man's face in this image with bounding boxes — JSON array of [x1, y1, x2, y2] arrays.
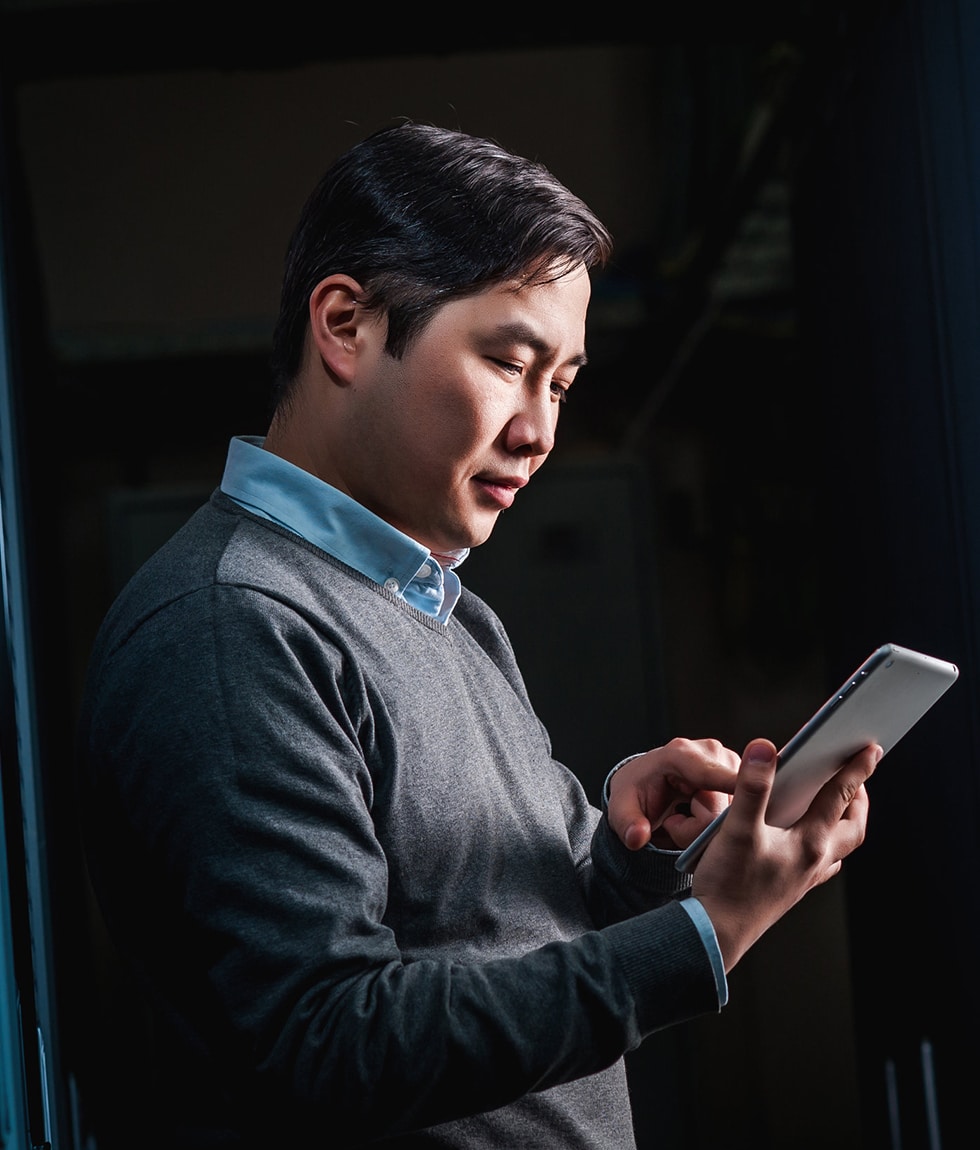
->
[[333, 264, 591, 553]]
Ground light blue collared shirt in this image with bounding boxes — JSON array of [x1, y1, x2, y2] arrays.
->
[[221, 434, 726, 1005], [219, 435, 467, 624]]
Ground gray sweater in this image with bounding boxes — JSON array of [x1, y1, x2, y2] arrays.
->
[[77, 492, 720, 1148]]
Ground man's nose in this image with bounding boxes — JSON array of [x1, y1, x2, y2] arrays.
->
[[503, 391, 557, 457]]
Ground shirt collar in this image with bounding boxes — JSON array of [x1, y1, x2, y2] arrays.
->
[[219, 435, 468, 623]]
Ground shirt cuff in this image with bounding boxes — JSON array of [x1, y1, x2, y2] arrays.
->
[[679, 897, 729, 1007]]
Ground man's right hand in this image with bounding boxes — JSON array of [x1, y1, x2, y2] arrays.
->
[[606, 738, 740, 851]]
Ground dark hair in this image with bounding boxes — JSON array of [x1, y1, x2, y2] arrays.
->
[[269, 122, 612, 400]]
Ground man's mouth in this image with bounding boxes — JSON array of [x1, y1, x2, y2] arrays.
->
[[473, 474, 528, 509]]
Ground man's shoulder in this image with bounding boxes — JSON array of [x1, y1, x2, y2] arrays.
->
[[96, 491, 394, 654]]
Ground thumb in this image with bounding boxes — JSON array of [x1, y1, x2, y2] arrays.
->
[[732, 739, 779, 819]]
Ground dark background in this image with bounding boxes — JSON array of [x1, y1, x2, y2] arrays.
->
[[1, 2, 978, 1147]]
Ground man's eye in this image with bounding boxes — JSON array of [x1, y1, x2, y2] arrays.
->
[[551, 381, 570, 404], [492, 359, 522, 375]]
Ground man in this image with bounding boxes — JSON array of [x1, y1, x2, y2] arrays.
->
[[77, 122, 877, 1149]]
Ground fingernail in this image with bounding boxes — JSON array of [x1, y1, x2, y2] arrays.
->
[[747, 742, 774, 763]]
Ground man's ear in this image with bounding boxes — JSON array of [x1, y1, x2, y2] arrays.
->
[[308, 274, 376, 384]]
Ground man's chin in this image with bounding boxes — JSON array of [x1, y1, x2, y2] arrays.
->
[[466, 515, 507, 550], [413, 509, 504, 554], [440, 513, 503, 552]]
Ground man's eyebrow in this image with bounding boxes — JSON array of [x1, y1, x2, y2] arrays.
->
[[486, 321, 589, 368]]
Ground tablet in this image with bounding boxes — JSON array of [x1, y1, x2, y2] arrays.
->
[[674, 643, 959, 873]]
